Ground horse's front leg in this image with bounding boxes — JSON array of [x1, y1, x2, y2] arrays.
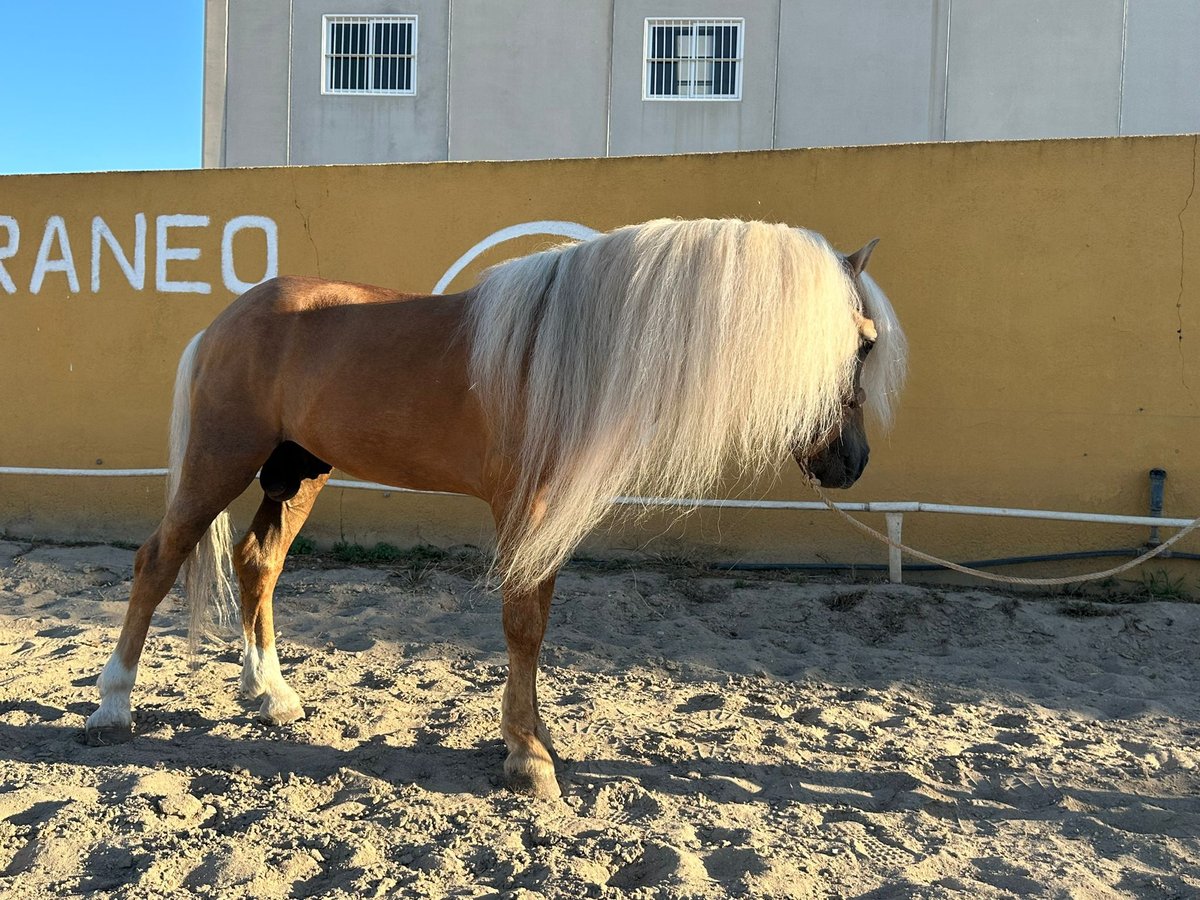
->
[[501, 573, 559, 799]]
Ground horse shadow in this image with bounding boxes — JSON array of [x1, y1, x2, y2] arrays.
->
[[0, 701, 945, 816], [1, 713, 1194, 836], [4, 692, 1198, 900]]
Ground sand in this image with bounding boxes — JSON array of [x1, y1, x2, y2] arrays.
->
[[0, 538, 1198, 898]]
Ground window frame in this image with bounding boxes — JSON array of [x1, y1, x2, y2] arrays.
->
[[642, 17, 745, 102], [321, 14, 418, 96]]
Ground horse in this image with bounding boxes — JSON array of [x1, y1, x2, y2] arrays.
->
[[84, 218, 906, 799]]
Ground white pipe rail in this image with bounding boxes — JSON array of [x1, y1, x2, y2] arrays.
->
[[614, 495, 1197, 530], [0, 467, 169, 477], [2, 465, 1193, 584]]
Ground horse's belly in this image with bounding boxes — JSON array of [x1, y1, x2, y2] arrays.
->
[[288, 378, 492, 500]]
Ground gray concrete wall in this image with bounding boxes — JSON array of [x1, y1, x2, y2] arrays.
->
[[448, 0, 612, 161], [223, 0, 291, 166], [608, 0, 778, 156], [1121, 0, 1200, 136], [203, 0, 1200, 167], [287, 0, 449, 165], [945, 0, 1125, 140], [775, 0, 946, 149]]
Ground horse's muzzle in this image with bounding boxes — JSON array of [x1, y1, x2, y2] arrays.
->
[[797, 433, 869, 489]]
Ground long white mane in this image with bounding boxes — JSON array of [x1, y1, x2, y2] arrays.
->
[[467, 218, 905, 588]]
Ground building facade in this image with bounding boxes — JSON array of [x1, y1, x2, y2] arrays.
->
[[204, 0, 1200, 167]]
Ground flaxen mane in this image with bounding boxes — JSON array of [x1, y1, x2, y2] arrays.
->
[[467, 218, 905, 588]]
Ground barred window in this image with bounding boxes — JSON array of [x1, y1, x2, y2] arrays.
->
[[322, 14, 416, 95], [644, 18, 743, 100]]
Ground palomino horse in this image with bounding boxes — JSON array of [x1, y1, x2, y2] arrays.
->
[[85, 218, 906, 799]]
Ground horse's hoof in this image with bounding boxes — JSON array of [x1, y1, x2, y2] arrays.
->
[[84, 724, 133, 746], [505, 755, 562, 800], [507, 769, 562, 800], [258, 694, 305, 726]]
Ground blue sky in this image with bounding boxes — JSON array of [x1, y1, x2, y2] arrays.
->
[[0, 1, 203, 175]]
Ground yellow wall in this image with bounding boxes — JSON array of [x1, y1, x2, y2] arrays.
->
[[1, 136, 1198, 578]]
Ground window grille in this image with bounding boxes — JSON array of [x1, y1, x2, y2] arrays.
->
[[644, 18, 743, 101], [322, 14, 417, 95]]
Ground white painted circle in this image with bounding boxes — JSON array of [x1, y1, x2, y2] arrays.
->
[[433, 220, 600, 294]]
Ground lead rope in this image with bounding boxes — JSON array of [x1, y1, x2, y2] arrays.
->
[[803, 475, 1200, 586]]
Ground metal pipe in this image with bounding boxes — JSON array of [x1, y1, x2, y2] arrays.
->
[[1, 467, 1196, 532], [912, 502, 1193, 529], [614, 495, 885, 512], [1148, 468, 1167, 547], [0, 467, 169, 477]]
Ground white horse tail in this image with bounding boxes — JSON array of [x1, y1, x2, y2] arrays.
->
[[167, 331, 237, 654]]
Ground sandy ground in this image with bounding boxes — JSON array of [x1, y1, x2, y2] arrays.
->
[[0, 540, 1198, 899]]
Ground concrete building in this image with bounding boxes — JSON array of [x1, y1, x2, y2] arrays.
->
[[203, 1, 1200, 167]]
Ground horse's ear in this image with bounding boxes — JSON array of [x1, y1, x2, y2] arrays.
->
[[844, 239, 880, 278]]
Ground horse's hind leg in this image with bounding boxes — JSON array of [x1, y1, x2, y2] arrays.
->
[[500, 574, 560, 799], [85, 524, 196, 743], [234, 473, 327, 725], [86, 457, 262, 743]]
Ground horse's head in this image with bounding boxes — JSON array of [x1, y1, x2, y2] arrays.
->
[[796, 239, 882, 489]]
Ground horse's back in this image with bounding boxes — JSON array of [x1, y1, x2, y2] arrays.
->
[[192, 275, 491, 497], [220, 275, 415, 318], [205, 276, 464, 356]]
